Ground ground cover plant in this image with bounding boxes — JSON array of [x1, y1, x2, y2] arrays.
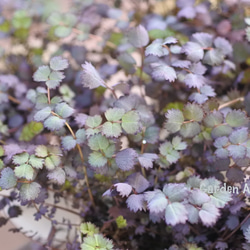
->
[[0, 0, 250, 249]]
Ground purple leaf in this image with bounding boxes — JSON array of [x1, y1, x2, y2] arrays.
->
[[127, 25, 149, 48], [127, 172, 149, 193], [138, 153, 158, 169], [182, 42, 204, 62], [165, 202, 188, 226], [199, 203, 220, 226], [115, 148, 138, 171], [126, 194, 146, 212], [151, 62, 177, 82], [114, 183, 132, 197]]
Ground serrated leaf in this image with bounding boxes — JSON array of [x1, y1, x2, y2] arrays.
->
[[28, 155, 44, 169], [14, 164, 34, 180], [50, 56, 68, 71], [163, 183, 188, 202], [211, 125, 232, 139], [80, 222, 99, 236], [180, 122, 201, 138], [47, 167, 65, 185], [184, 73, 206, 88], [103, 144, 116, 158], [88, 134, 109, 151], [81, 234, 114, 250], [227, 145, 246, 160], [145, 39, 169, 57], [192, 32, 213, 48], [144, 126, 160, 144], [189, 189, 210, 206], [34, 107, 51, 122], [185, 204, 199, 224], [115, 148, 137, 171], [55, 102, 74, 118], [145, 190, 168, 213], [0, 167, 17, 189], [88, 152, 107, 168], [127, 172, 149, 193], [121, 111, 141, 134], [215, 148, 229, 159], [226, 215, 239, 230], [19, 121, 43, 142], [102, 122, 122, 138], [45, 155, 61, 170], [203, 49, 225, 66], [35, 145, 48, 157], [46, 71, 65, 89], [199, 203, 220, 226], [76, 129, 86, 144], [244, 226, 250, 243], [151, 62, 177, 82], [172, 136, 187, 150], [114, 183, 132, 197], [184, 103, 204, 122], [159, 142, 180, 164], [126, 194, 146, 212], [182, 42, 204, 62], [12, 152, 29, 165], [44, 116, 65, 131], [127, 25, 149, 48], [165, 109, 184, 133], [105, 108, 125, 122], [86, 115, 102, 128], [20, 182, 41, 201], [138, 153, 158, 169], [172, 60, 191, 68], [214, 37, 232, 56], [81, 62, 105, 89], [229, 127, 248, 144], [225, 110, 248, 127], [165, 202, 188, 226], [61, 136, 76, 151], [210, 191, 232, 208], [204, 111, 223, 127], [33, 66, 50, 82]]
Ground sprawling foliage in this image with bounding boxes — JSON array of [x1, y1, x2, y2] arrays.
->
[[0, 0, 250, 249]]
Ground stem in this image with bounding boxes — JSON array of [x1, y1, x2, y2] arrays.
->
[[140, 141, 146, 178], [218, 97, 244, 110], [44, 202, 81, 217], [138, 47, 145, 98], [0, 91, 21, 104], [104, 84, 118, 100], [47, 87, 51, 104]]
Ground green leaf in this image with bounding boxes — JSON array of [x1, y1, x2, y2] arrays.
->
[[103, 144, 116, 158], [61, 136, 76, 151], [86, 115, 102, 128], [80, 222, 99, 236], [29, 155, 44, 169], [76, 129, 86, 144], [183, 103, 203, 122], [0, 167, 17, 189], [47, 12, 62, 26], [20, 182, 41, 202], [33, 66, 50, 82], [0, 146, 4, 157], [203, 49, 225, 66], [121, 111, 141, 134], [81, 234, 114, 250], [12, 152, 29, 165], [55, 102, 74, 118], [54, 26, 72, 38], [45, 155, 61, 170], [88, 152, 108, 168], [165, 109, 184, 133], [88, 134, 109, 151], [44, 116, 65, 131], [225, 110, 248, 127], [105, 108, 125, 121], [180, 122, 201, 138], [46, 71, 65, 89], [172, 136, 187, 150], [211, 125, 233, 139], [14, 164, 34, 180], [19, 121, 43, 141], [35, 145, 48, 157], [159, 142, 180, 164], [204, 111, 223, 127], [34, 107, 52, 122], [116, 215, 127, 229], [50, 56, 68, 71], [102, 122, 122, 138]]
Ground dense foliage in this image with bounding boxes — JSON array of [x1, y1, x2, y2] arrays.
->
[[0, 0, 250, 249]]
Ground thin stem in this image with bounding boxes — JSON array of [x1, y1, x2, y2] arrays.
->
[[218, 97, 244, 110], [44, 202, 81, 217], [104, 84, 118, 100], [47, 87, 51, 104], [0, 91, 21, 104], [50, 116, 95, 208], [138, 47, 145, 98], [140, 141, 146, 178]]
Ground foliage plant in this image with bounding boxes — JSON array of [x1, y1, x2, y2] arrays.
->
[[0, 0, 250, 249]]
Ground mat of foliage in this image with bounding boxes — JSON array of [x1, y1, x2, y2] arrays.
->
[[0, 0, 250, 249]]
